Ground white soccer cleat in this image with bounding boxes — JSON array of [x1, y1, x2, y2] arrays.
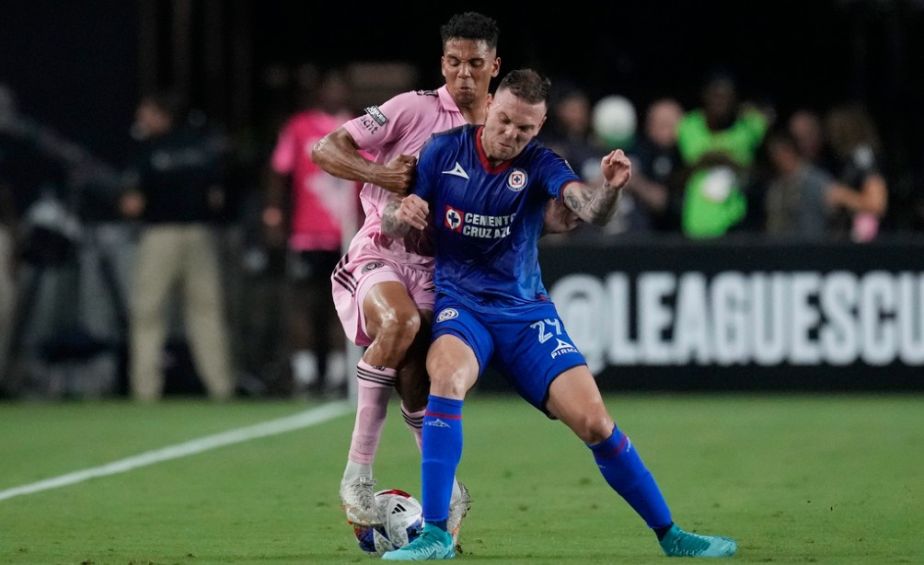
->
[[339, 476, 380, 526], [447, 481, 472, 548]]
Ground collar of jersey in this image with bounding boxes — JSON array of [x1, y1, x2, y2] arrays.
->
[[437, 86, 461, 113], [475, 126, 513, 174]]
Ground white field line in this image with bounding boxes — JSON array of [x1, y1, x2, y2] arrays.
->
[[0, 401, 352, 502]]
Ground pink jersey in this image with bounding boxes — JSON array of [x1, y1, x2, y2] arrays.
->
[[342, 86, 466, 267], [272, 109, 355, 251]]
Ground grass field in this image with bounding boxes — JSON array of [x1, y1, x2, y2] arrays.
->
[[1, 394, 922, 564]]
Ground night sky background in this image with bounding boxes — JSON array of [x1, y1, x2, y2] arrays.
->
[[2, 1, 922, 185]]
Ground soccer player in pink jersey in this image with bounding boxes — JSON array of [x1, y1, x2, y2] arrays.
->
[[311, 12, 500, 539], [265, 70, 355, 395]]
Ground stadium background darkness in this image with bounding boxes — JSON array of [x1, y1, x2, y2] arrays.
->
[[1, 0, 922, 182]]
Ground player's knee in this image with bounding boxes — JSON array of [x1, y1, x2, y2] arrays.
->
[[574, 412, 615, 444], [375, 308, 421, 352], [427, 365, 469, 399]]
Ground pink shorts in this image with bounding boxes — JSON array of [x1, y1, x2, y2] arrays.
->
[[331, 254, 435, 347]]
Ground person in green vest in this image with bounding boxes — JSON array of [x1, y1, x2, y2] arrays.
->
[[677, 73, 768, 238]]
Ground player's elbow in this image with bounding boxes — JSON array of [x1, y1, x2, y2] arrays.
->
[[309, 136, 328, 166]]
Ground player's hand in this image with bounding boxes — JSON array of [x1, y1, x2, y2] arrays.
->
[[396, 194, 429, 231], [601, 149, 631, 189], [379, 154, 417, 194]]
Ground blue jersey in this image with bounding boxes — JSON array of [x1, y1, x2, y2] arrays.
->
[[412, 125, 580, 309]]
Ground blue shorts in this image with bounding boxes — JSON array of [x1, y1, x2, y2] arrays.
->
[[431, 295, 587, 415]]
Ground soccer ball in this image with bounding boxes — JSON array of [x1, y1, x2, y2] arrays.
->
[[353, 489, 424, 556]]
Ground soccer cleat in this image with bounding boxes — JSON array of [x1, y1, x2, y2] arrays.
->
[[340, 476, 380, 526], [659, 524, 737, 558], [447, 482, 472, 548], [382, 523, 455, 561]]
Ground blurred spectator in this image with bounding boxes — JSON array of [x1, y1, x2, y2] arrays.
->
[[121, 91, 233, 401], [825, 105, 888, 242], [677, 73, 768, 238], [542, 85, 605, 182], [788, 109, 827, 166], [764, 130, 838, 239], [610, 98, 684, 234], [264, 69, 354, 394]]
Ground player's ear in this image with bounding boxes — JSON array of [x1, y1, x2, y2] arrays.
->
[[491, 56, 501, 78]]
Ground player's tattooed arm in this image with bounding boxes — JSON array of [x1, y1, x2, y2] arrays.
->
[[383, 194, 430, 234], [381, 197, 411, 237], [562, 149, 631, 226], [383, 195, 433, 255]]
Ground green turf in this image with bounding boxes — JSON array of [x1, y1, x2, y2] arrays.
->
[[0, 395, 921, 564]]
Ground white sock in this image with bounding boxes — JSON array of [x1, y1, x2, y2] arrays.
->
[[343, 460, 373, 483], [451, 478, 461, 501]]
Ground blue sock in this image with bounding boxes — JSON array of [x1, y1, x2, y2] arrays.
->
[[421, 395, 464, 531], [588, 425, 673, 530]]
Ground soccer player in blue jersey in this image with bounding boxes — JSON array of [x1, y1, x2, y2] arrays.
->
[[379, 69, 737, 560]]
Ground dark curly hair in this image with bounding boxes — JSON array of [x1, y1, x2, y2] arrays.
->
[[440, 12, 499, 49], [497, 69, 551, 106]]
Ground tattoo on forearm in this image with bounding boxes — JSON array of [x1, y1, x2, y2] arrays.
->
[[565, 183, 620, 225], [382, 199, 410, 237], [565, 192, 584, 213]]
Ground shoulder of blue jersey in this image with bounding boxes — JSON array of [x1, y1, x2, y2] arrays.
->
[[430, 124, 469, 141]]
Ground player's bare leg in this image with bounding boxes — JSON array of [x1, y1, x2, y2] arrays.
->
[[547, 367, 736, 558], [341, 282, 421, 527], [395, 316, 471, 549]]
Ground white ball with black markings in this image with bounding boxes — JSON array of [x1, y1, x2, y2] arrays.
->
[[354, 489, 424, 556]]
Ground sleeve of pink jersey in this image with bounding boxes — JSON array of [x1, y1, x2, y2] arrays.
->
[[342, 92, 419, 153], [270, 119, 297, 174]]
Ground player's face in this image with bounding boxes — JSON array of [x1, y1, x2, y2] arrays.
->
[[441, 39, 500, 109], [481, 88, 547, 162]]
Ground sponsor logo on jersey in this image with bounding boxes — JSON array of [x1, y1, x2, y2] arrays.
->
[[436, 308, 459, 323], [456, 211, 516, 239], [444, 205, 465, 232], [441, 162, 469, 180], [507, 168, 528, 191], [550, 338, 578, 359], [362, 261, 385, 273], [364, 105, 388, 126], [360, 115, 380, 135], [414, 89, 439, 97]]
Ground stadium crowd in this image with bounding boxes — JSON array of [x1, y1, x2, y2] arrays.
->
[[1, 60, 923, 399]]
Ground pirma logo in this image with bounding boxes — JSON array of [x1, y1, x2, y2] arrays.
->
[[444, 205, 464, 232], [436, 308, 459, 323], [550, 338, 578, 359], [507, 168, 528, 191]]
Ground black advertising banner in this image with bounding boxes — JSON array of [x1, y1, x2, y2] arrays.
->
[[527, 239, 924, 391]]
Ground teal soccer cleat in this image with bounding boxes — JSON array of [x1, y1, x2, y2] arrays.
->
[[382, 523, 455, 561], [659, 524, 737, 557]]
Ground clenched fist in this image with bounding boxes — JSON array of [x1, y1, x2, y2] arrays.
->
[[378, 154, 417, 194]]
